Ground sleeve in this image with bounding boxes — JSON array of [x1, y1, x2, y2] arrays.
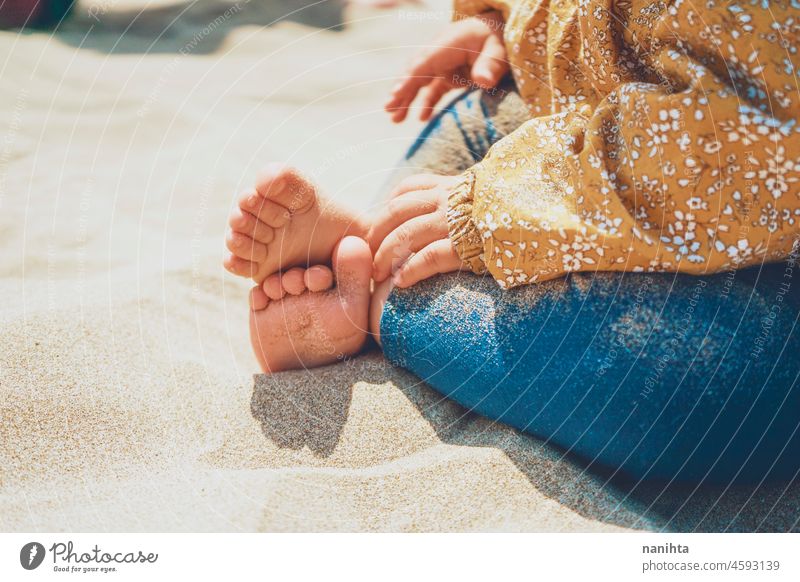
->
[[447, 15, 800, 289]]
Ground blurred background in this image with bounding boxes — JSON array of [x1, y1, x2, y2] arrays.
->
[[0, 0, 449, 379], [0, 0, 486, 531]]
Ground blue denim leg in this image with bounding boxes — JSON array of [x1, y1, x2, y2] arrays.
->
[[404, 89, 501, 163], [380, 266, 800, 485]]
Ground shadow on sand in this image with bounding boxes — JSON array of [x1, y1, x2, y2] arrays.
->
[[251, 352, 800, 532]]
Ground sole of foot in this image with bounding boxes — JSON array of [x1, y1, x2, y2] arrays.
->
[[224, 163, 367, 284], [248, 236, 373, 373]]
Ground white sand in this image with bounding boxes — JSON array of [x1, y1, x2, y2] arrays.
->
[[1, 0, 797, 532]]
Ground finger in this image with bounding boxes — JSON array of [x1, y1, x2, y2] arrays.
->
[[373, 213, 449, 282], [385, 54, 439, 110], [419, 79, 452, 121], [389, 173, 444, 198], [393, 239, 465, 288], [281, 267, 307, 296], [367, 194, 438, 252], [385, 77, 429, 123], [386, 48, 452, 122], [304, 265, 334, 292], [470, 33, 509, 88], [385, 77, 423, 112]]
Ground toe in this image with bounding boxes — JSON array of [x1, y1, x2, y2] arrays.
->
[[332, 236, 373, 297], [304, 265, 334, 292], [224, 253, 258, 278], [237, 188, 260, 214], [281, 268, 307, 296], [226, 231, 268, 262], [263, 274, 286, 300], [329, 236, 372, 352], [241, 191, 290, 228], [255, 163, 317, 215], [249, 286, 270, 311], [229, 207, 274, 244]]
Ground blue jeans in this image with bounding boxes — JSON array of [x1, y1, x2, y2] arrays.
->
[[378, 88, 800, 485]]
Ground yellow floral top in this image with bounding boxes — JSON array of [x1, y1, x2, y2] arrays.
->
[[447, 0, 800, 288]]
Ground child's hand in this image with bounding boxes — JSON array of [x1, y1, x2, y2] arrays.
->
[[385, 11, 508, 123], [370, 174, 468, 287]]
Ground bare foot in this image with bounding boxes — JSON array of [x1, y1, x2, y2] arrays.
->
[[225, 164, 367, 284], [248, 236, 372, 373]]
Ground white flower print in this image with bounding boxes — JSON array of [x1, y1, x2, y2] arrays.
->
[[759, 145, 800, 199]]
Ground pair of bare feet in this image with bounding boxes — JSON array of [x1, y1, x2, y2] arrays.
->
[[224, 164, 391, 373]]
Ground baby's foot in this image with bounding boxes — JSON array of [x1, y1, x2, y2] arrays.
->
[[248, 236, 372, 373], [225, 164, 367, 284]]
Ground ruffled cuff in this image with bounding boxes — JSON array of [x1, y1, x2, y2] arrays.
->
[[446, 171, 487, 274]]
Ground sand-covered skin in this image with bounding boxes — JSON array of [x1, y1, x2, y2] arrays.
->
[[1, 0, 798, 532]]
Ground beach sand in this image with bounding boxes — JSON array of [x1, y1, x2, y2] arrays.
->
[[1, 0, 797, 531]]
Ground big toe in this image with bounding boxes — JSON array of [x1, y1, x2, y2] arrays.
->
[[332, 236, 373, 299], [255, 163, 317, 214]]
